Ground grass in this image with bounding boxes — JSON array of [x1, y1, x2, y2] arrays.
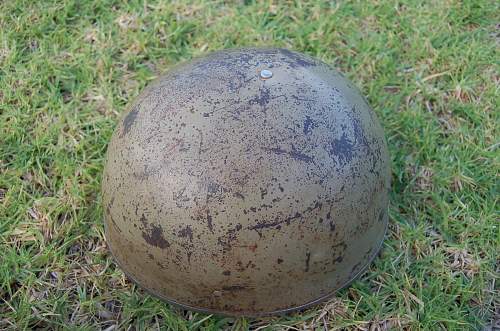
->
[[0, 0, 498, 330]]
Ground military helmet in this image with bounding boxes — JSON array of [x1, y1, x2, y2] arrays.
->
[[102, 48, 390, 316]]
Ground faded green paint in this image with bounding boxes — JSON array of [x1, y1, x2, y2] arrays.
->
[[102, 48, 391, 316]]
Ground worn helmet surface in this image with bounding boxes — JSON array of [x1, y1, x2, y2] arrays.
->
[[102, 48, 390, 316]]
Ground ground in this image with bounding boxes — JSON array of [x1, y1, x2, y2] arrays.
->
[[0, 0, 498, 330]]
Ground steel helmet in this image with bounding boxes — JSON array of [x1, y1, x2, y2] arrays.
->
[[102, 48, 390, 316]]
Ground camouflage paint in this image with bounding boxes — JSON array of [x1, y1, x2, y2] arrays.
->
[[102, 48, 391, 316]]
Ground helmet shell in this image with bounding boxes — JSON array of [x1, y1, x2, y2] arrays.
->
[[102, 48, 390, 316]]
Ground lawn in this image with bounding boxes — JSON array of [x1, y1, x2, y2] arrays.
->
[[0, 0, 498, 330]]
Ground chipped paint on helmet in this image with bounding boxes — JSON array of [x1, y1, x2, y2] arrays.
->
[[102, 48, 391, 317]]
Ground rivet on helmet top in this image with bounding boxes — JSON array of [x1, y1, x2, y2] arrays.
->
[[260, 69, 273, 79]]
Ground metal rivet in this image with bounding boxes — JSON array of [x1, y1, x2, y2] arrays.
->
[[260, 69, 273, 79]]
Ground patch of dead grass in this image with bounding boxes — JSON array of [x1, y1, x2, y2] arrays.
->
[[444, 247, 481, 278]]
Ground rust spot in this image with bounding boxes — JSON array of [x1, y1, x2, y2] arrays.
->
[[378, 209, 386, 223], [178, 225, 193, 242], [248, 243, 258, 252], [249, 201, 321, 232], [139, 213, 148, 227], [249, 86, 271, 107], [249, 211, 301, 232], [333, 241, 347, 252], [278, 48, 316, 68], [206, 210, 214, 233], [303, 115, 316, 135], [260, 188, 268, 199], [217, 223, 243, 251], [350, 106, 370, 149], [233, 192, 245, 200], [142, 223, 170, 249], [329, 132, 354, 166], [207, 181, 221, 195], [235, 261, 246, 272], [173, 187, 190, 207], [122, 106, 139, 137], [329, 107, 372, 167]]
